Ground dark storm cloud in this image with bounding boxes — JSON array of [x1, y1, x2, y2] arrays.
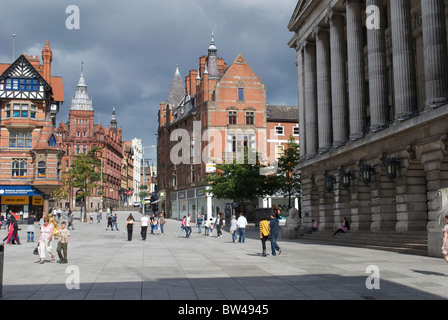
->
[[0, 0, 298, 155]]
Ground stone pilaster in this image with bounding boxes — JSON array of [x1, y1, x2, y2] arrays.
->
[[370, 162, 397, 232], [296, 46, 307, 159], [421, 0, 448, 107], [315, 28, 332, 153], [346, 0, 366, 141], [304, 41, 318, 159], [316, 174, 335, 231], [366, 0, 389, 132], [329, 11, 348, 148], [390, 0, 417, 121], [350, 170, 372, 231]]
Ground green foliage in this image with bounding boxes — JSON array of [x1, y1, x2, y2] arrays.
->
[[205, 149, 276, 213], [70, 146, 102, 221], [276, 136, 301, 207]]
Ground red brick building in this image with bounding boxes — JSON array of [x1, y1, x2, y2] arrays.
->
[[157, 35, 298, 220], [0, 40, 64, 218], [56, 68, 122, 211]]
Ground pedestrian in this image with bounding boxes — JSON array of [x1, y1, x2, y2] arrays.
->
[[62, 209, 67, 222], [67, 209, 74, 230], [215, 213, 223, 238], [269, 212, 282, 256], [4, 216, 20, 245], [237, 213, 248, 243], [230, 215, 238, 243], [140, 213, 149, 240], [57, 221, 70, 264], [153, 216, 159, 235], [125, 214, 135, 241], [27, 213, 37, 242], [106, 214, 113, 231], [442, 214, 448, 264], [185, 214, 192, 238], [159, 212, 166, 234], [333, 217, 350, 236], [150, 214, 155, 234], [38, 217, 55, 264], [209, 218, 214, 237], [97, 210, 102, 224], [196, 213, 203, 233], [259, 217, 270, 257], [113, 214, 119, 231], [204, 218, 211, 236], [179, 216, 187, 237], [307, 219, 319, 234]]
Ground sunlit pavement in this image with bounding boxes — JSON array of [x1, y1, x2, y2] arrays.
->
[[1, 210, 447, 300]]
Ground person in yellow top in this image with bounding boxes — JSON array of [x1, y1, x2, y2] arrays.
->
[[259, 217, 270, 257], [47, 213, 60, 238]]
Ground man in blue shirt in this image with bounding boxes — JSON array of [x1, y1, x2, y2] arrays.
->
[[269, 212, 282, 256]]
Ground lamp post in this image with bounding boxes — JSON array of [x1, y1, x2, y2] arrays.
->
[[142, 145, 156, 215]]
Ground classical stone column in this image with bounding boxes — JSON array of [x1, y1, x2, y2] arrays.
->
[[421, 0, 448, 107], [304, 41, 317, 159], [329, 11, 348, 148], [296, 45, 307, 159], [390, 0, 417, 120], [315, 28, 332, 153], [346, 0, 366, 141], [366, 0, 389, 132]]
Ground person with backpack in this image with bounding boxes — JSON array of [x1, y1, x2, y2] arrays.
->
[[333, 217, 350, 236]]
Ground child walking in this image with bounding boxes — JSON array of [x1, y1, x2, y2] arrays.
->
[[57, 221, 70, 264]]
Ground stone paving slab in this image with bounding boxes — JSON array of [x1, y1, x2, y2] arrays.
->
[[0, 210, 447, 302]]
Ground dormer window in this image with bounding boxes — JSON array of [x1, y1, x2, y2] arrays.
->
[[5, 78, 39, 91], [48, 134, 56, 147]]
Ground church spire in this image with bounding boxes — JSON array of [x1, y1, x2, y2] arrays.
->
[[70, 62, 93, 111]]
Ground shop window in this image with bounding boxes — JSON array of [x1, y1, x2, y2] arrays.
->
[[12, 159, 27, 179], [38, 161, 46, 179]]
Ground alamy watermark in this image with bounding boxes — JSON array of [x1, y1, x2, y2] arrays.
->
[[366, 5, 381, 30], [365, 265, 380, 290], [66, 5, 80, 30]]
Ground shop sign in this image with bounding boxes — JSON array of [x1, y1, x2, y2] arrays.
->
[[32, 197, 43, 205], [1, 196, 29, 205]]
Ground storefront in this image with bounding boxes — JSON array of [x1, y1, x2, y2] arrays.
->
[[169, 186, 233, 222], [0, 186, 45, 220]]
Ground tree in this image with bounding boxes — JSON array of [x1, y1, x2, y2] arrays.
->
[[70, 146, 102, 222], [53, 170, 75, 211], [276, 136, 301, 209], [205, 149, 275, 214]]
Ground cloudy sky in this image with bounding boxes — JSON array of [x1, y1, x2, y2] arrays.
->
[[0, 0, 298, 160]]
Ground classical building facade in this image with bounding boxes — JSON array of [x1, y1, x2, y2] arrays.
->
[[57, 69, 123, 210], [288, 0, 448, 256], [0, 40, 64, 218], [158, 36, 297, 221]]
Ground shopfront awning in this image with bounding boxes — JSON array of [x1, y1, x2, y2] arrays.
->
[[0, 186, 44, 196]]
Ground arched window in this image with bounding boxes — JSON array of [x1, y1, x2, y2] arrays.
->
[[37, 161, 46, 179]]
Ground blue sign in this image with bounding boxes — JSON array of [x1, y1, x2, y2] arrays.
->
[[0, 186, 44, 196]]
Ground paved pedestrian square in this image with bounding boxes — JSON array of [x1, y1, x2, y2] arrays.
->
[[1, 211, 447, 301]]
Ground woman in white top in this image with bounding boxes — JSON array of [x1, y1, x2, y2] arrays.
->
[[38, 217, 55, 264]]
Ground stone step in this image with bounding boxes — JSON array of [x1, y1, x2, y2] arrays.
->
[[299, 231, 428, 256]]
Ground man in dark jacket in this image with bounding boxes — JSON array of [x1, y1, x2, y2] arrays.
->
[[269, 213, 282, 256]]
